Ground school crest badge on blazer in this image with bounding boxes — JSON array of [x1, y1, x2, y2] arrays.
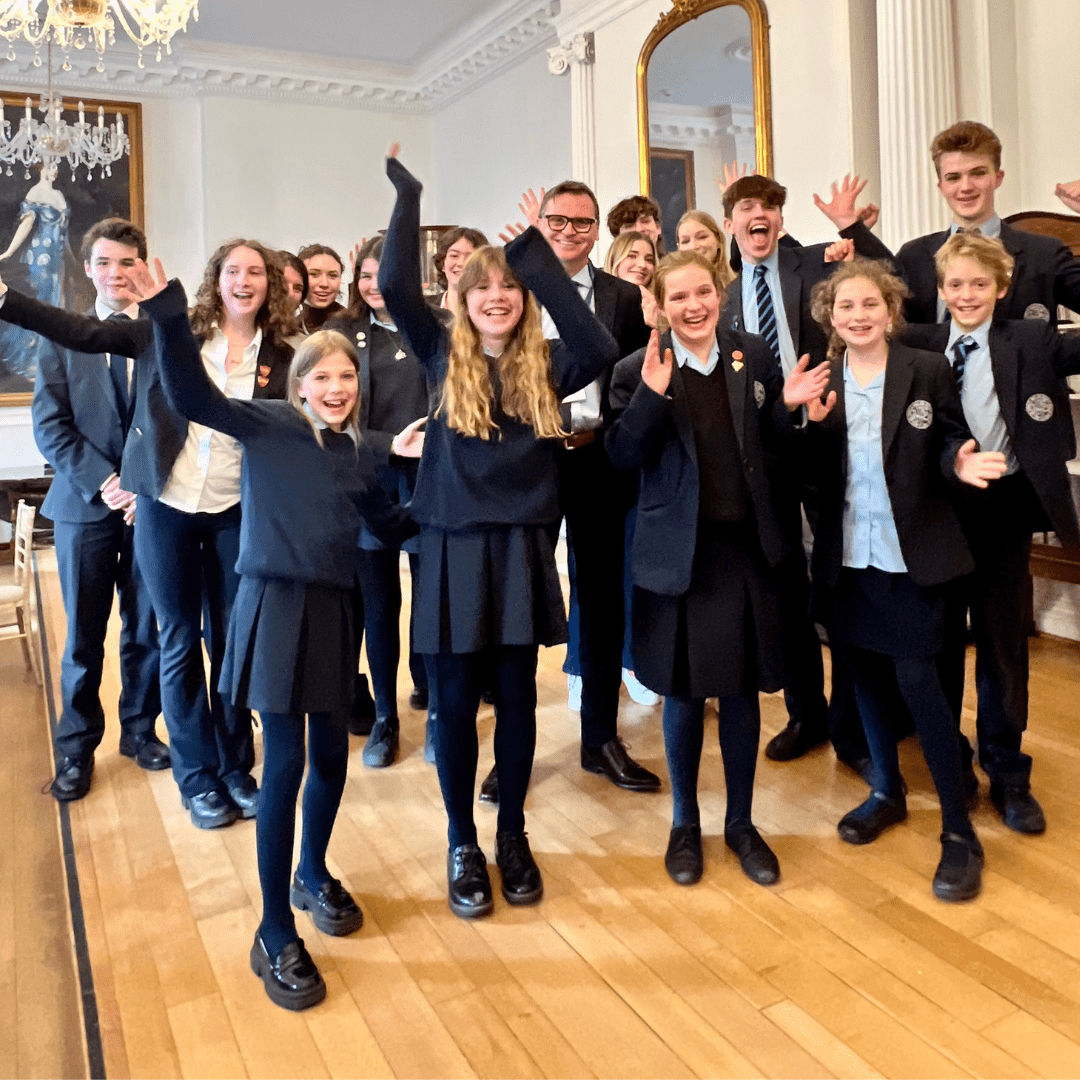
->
[[753, 380, 765, 407], [1025, 393, 1054, 421], [905, 400, 932, 429]]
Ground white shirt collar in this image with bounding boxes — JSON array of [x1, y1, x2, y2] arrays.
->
[[95, 297, 140, 321], [947, 318, 992, 350]]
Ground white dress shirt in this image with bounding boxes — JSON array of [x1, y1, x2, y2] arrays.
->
[[158, 326, 261, 514], [542, 263, 603, 432]]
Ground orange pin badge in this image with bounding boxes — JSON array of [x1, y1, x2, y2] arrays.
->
[[259, 365, 270, 376], [257, 375, 269, 387], [731, 349, 744, 372]]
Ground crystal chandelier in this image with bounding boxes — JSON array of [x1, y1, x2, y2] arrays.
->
[[1, 0, 199, 71], [1, 42, 129, 179]]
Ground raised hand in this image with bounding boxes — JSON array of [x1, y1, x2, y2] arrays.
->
[[955, 439, 1007, 488], [783, 353, 831, 410], [1055, 179, 1080, 215], [388, 142, 400, 159], [348, 238, 368, 278], [641, 330, 673, 396], [857, 202, 880, 230], [813, 174, 868, 231], [518, 188, 544, 230], [640, 286, 658, 329], [718, 160, 751, 194], [807, 390, 837, 423], [115, 257, 168, 306], [497, 222, 526, 243], [823, 237, 855, 264], [391, 415, 427, 458]]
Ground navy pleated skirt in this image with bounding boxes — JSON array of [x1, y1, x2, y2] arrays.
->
[[412, 523, 566, 654], [222, 576, 355, 714], [632, 520, 783, 699]]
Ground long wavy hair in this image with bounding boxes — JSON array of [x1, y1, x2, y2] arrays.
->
[[286, 329, 361, 447], [439, 245, 565, 441], [344, 234, 384, 319], [810, 258, 910, 360], [190, 238, 300, 342]]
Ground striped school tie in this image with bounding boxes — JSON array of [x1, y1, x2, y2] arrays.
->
[[753, 263, 780, 364], [951, 334, 977, 388]]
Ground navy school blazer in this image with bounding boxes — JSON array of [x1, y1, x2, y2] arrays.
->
[[805, 342, 975, 589], [901, 319, 1080, 546], [605, 327, 792, 597]]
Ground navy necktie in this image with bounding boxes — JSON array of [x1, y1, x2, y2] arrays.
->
[[753, 263, 780, 364], [106, 311, 131, 426], [951, 334, 977, 387]]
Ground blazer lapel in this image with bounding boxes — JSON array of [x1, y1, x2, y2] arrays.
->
[[664, 334, 698, 466], [882, 344, 915, 458], [722, 338, 747, 454], [592, 266, 615, 334], [988, 322, 1019, 428], [999, 224, 1027, 313], [721, 275, 745, 332], [778, 247, 802, 351]]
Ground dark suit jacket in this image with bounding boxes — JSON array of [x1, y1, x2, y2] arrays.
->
[[605, 327, 791, 596], [806, 343, 975, 589], [901, 320, 1080, 545], [0, 287, 291, 498], [31, 316, 127, 524], [891, 223, 1080, 325]]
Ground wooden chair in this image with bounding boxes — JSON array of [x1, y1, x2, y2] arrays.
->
[[0, 500, 43, 685]]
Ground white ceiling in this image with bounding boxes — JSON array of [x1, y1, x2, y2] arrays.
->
[[181, 0, 509, 68]]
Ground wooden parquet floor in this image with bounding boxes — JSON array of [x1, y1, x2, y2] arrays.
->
[[6, 545, 1080, 1079]]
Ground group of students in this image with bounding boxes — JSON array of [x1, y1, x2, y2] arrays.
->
[[6, 119, 1080, 1013]]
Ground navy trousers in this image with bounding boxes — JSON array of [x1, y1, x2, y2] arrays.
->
[[135, 499, 253, 798], [53, 513, 160, 761]]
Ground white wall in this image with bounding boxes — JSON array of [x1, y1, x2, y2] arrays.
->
[[430, 49, 572, 241]]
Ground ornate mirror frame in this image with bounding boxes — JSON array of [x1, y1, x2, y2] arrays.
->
[[636, 0, 773, 196]]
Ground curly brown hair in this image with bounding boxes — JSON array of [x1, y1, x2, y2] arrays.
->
[[810, 258, 910, 360], [190, 238, 300, 342]]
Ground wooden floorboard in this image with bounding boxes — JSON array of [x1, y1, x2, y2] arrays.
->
[[6, 546, 1080, 1078]]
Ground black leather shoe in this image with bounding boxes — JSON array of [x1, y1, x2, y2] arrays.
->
[[764, 720, 829, 762], [290, 873, 364, 936], [409, 686, 429, 710], [250, 933, 326, 1011], [447, 844, 494, 919], [580, 738, 661, 792], [226, 774, 259, 819], [424, 715, 436, 764], [989, 783, 1046, 835], [496, 831, 544, 905], [119, 732, 171, 771], [362, 716, 399, 768], [51, 756, 93, 802], [479, 764, 499, 804], [837, 791, 907, 845], [664, 824, 703, 885], [932, 832, 984, 902], [347, 675, 376, 737], [724, 823, 780, 885], [181, 790, 239, 829]]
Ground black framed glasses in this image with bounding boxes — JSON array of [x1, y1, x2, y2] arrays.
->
[[542, 214, 597, 234]]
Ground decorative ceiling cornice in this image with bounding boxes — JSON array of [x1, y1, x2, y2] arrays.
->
[[2, 0, 561, 113]]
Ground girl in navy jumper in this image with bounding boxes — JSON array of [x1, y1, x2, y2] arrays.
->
[[325, 234, 433, 768], [131, 263, 415, 1011], [379, 149, 618, 919]]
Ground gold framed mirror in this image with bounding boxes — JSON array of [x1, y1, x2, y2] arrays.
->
[[637, 0, 772, 251]]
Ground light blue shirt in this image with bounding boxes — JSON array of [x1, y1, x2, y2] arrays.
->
[[947, 319, 1018, 475], [841, 358, 907, 573], [739, 249, 799, 376], [542, 263, 602, 431], [937, 216, 1002, 321], [670, 334, 719, 376]]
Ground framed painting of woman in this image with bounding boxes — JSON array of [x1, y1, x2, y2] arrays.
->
[[0, 93, 143, 403]]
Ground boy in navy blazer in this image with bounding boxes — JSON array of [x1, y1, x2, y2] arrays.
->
[[15, 218, 167, 801], [827, 121, 1080, 325], [903, 231, 1080, 834], [720, 175, 892, 771]]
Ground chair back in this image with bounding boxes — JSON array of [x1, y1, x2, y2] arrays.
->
[[13, 500, 35, 594]]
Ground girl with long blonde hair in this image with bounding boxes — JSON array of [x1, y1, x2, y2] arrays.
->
[[379, 148, 618, 921]]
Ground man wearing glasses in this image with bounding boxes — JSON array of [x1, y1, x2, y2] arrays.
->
[[538, 182, 660, 793]]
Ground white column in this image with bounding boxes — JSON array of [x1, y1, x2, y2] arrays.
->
[[547, 31, 597, 191], [876, 0, 956, 249]]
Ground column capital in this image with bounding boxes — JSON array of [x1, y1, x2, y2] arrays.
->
[[547, 31, 595, 76]]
